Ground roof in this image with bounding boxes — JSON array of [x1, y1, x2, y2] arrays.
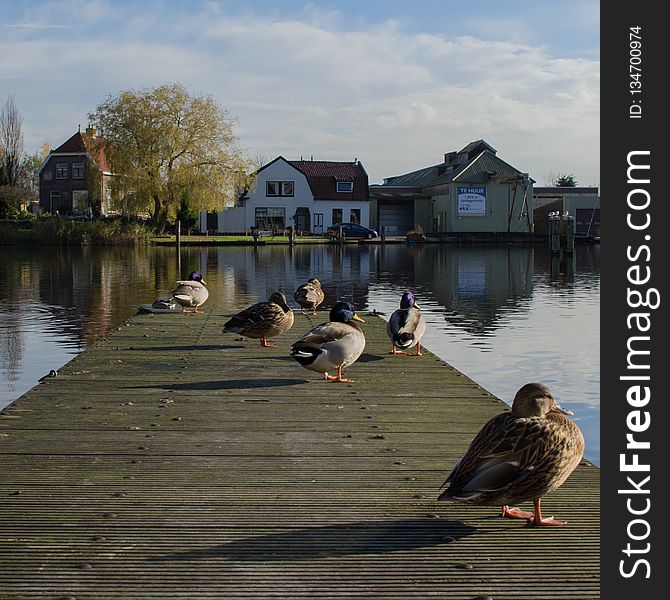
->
[[254, 156, 369, 201], [533, 187, 599, 195], [43, 130, 111, 174], [377, 139, 530, 192]]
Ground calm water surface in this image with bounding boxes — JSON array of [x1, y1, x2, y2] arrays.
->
[[0, 243, 600, 464]]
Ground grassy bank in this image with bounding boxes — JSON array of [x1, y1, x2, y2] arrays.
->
[[150, 234, 331, 245], [0, 218, 151, 246]]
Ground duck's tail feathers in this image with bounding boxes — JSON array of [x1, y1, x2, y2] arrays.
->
[[393, 332, 415, 348], [289, 345, 322, 366]]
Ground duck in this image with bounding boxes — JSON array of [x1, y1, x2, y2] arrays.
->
[[171, 271, 209, 314], [387, 291, 427, 356], [294, 278, 325, 315], [438, 382, 584, 526], [289, 302, 366, 383], [223, 291, 294, 348]]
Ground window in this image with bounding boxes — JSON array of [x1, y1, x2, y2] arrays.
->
[[266, 180, 294, 197], [49, 190, 60, 212], [72, 190, 89, 211], [281, 181, 294, 196], [332, 208, 343, 225], [56, 163, 68, 179], [255, 207, 286, 230], [336, 181, 353, 193], [350, 208, 361, 225], [72, 162, 85, 179]]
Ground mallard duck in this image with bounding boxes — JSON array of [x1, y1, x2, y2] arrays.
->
[[294, 278, 325, 315], [171, 271, 209, 314], [438, 382, 584, 526], [223, 291, 294, 348], [387, 291, 427, 356], [289, 302, 365, 383]]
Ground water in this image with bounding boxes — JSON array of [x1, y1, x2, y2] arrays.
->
[[0, 243, 600, 464]]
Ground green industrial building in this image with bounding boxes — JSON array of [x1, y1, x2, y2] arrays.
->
[[369, 140, 534, 238]]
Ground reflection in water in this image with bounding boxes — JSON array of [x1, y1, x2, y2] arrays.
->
[[0, 243, 600, 463]]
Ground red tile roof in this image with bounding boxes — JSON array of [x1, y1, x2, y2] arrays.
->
[[52, 131, 111, 173], [288, 159, 369, 201]]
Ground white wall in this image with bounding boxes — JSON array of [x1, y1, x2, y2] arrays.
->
[[218, 206, 246, 233], [313, 200, 370, 229], [244, 158, 312, 229]]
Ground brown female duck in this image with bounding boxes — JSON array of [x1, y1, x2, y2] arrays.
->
[[438, 382, 584, 526], [294, 278, 325, 315], [223, 291, 294, 348]]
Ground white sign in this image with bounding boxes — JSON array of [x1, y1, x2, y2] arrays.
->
[[458, 186, 487, 216]]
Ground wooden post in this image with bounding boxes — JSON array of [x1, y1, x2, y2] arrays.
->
[[381, 226, 386, 244], [176, 219, 181, 247], [564, 215, 575, 254], [549, 216, 560, 254]]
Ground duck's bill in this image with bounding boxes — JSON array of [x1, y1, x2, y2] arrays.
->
[[553, 404, 574, 416], [352, 314, 365, 323], [414, 302, 421, 309], [201, 279, 208, 285]]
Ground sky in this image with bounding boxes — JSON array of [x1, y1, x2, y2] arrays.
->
[[1, 0, 599, 186]]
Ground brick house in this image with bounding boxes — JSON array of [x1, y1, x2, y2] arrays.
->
[[38, 127, 114, 216]]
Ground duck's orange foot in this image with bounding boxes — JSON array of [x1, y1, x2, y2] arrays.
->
[[527, 515, 567, 527], [390, 347, 406, 355], [409, 351, 423, 357], [325, 367, 353, 383], [502, 505, 534, 520], [260, 339, 277, 348]]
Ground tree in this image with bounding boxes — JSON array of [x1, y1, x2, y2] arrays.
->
[[88, 83, 254, 232], [554, 173, 577, 187], [0, 94, 25, 187], [20, 142, 51, 197]]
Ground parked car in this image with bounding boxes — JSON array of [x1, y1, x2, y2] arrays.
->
[[326, 222, 378, 239]]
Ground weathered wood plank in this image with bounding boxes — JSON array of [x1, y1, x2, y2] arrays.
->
[[0, 310, 600, 599]]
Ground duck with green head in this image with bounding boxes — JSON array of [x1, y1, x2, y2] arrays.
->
[[387, 291, 427, 356], [223, 291, 294, 348], [438, 382, 585, 526], [171, 271, 209, 314], [290, 302, 365, 383]]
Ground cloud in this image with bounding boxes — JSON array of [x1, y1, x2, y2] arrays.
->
[[1, 2, 599, 185]]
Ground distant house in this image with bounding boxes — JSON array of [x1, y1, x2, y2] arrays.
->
[[211, 156, 370, 234], [38, 127, 114, 216], [533, 186, 600, 239], [370, 140, 534, 237]]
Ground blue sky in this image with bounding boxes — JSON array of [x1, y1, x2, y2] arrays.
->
[[1, 0, 599, 186]]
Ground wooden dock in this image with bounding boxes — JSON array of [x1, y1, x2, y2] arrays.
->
[[0, 310, 599, 599]]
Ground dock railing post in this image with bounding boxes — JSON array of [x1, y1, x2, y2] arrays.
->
[[564, 215, 575, 254], [549, 215, 561, 255]]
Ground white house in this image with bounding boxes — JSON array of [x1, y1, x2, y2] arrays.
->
[[208, 156, 371, 235]]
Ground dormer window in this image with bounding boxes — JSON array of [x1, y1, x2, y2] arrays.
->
[[336, 181, 353, 193]]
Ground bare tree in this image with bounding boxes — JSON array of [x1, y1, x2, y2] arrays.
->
[[0, 95, 25, 186]]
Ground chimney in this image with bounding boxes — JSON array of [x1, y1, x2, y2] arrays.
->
[[85, 126, 97, 137]]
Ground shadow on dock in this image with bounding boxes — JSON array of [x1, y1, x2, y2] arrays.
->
[[147, 519, 475, 562]]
